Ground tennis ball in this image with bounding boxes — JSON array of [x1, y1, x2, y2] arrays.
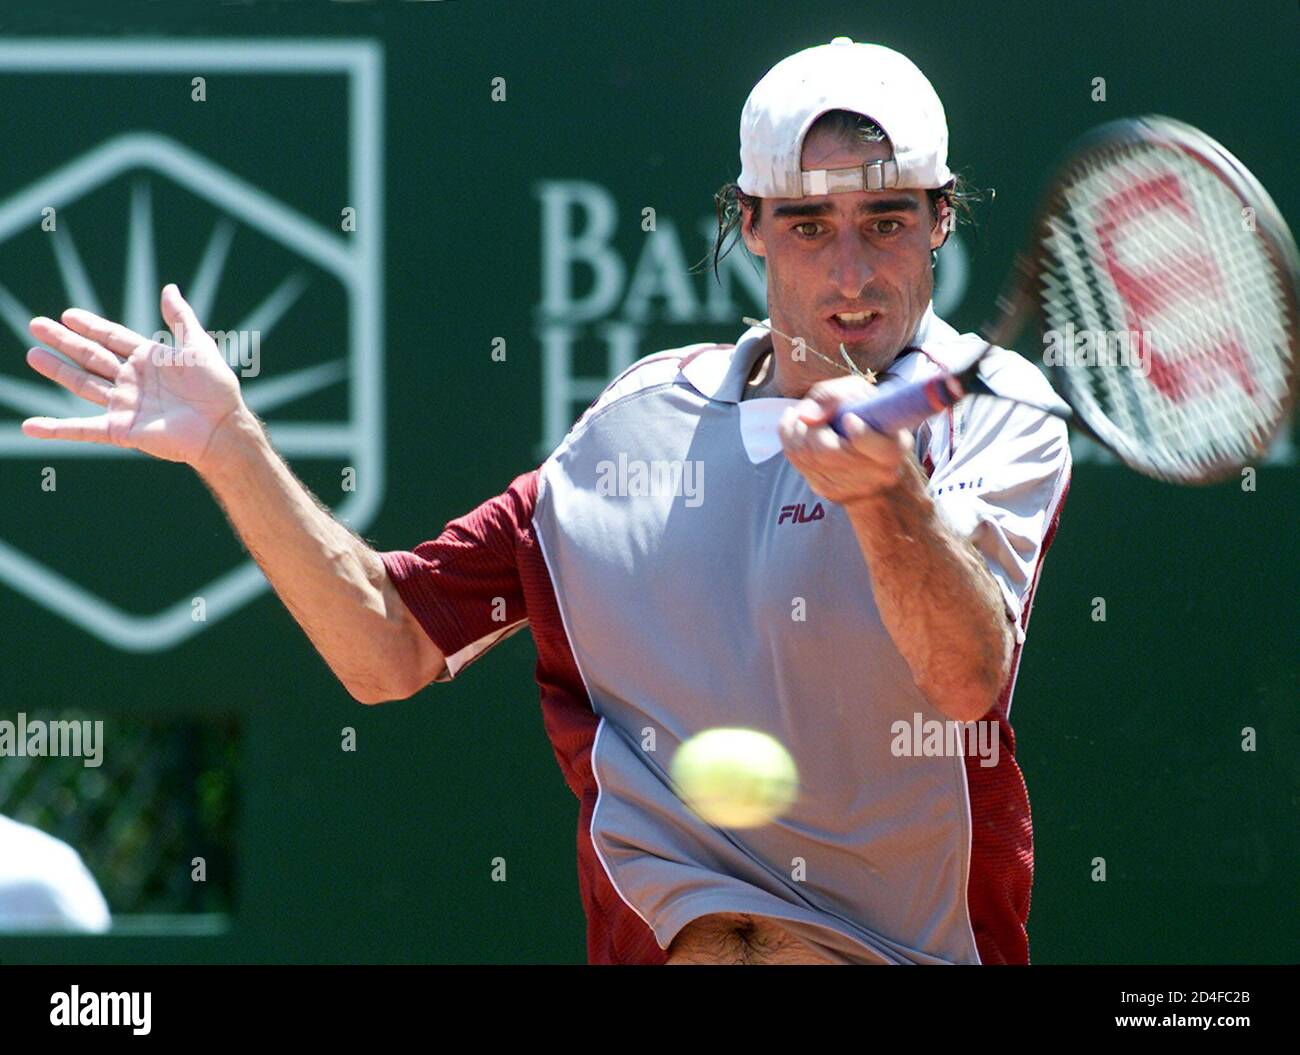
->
[[670, 728, 799, 829]]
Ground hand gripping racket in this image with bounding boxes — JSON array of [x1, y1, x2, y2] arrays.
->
[[828, 115, 1300, 485]]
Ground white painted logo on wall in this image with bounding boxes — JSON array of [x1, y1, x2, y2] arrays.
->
[[0, 40, 384, 651]]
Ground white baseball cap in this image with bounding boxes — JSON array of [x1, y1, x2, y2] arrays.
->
[[737, 37, 952, 198]]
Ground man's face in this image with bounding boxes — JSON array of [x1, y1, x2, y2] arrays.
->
[[741, 125, 948, 386]]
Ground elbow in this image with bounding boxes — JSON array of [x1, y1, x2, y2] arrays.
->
[[342, 612, 446, 705], [920, 686, 998, 727], [346, 673, 427, 706], [346, 681, 396, 706], [342, 663, 419, 705], [934, 688, 1000, 724], [920, 624, 1015, 723], [345, 661, 443, 706]]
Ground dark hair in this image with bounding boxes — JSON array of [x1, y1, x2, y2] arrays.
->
[[695, 109, 985, 281]]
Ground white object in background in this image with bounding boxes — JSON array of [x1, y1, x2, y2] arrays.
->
[[0, 813, 111, 932]]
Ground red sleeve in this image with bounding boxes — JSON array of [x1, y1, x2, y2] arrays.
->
[[378, 470, 538, 680]]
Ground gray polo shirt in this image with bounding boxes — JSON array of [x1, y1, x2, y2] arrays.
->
[[532, 304, 1071, 963]]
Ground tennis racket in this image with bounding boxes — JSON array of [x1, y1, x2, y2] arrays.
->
[[827, 115, 1299, 485]]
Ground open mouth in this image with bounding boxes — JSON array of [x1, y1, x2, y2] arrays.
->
[[828, 310, 881, 340]]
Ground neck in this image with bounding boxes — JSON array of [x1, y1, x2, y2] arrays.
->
[[746, 335, 851, 400]]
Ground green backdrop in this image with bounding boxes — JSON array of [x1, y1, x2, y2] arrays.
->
[[0, 0, 1295, 963]]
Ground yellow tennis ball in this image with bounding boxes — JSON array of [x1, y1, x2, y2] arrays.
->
[[670, 728, 799, 829]]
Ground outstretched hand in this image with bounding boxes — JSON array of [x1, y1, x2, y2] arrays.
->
[[22, 284, 247, 473]]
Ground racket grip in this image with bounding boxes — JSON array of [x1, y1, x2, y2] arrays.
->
[[830, 375, 964, 437]]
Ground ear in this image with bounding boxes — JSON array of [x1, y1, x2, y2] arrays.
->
[[929, 199, 953, 252], [740, 202, 767, 258]]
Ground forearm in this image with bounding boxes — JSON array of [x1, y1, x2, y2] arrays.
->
[[844, 458, 1013, 722], [194, 405, 429, 702]]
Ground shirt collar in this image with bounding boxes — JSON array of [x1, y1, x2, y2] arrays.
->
[[678, 321, 773, 404]]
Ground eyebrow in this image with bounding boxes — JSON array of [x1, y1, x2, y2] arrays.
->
[[770, 196, 921, 219]]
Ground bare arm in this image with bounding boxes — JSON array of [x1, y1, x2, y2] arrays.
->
[[842, 457, 1013, 721], [21, 284, 442, 704], [195, 406, 445, 703], [779, 378, 1013, 722]]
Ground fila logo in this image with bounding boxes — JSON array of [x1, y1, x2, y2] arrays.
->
[[777, 502, 825, 525]]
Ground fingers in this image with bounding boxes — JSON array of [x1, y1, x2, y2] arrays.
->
[[799, 376, 877, 424], [25, 346, 113, 407], [780, 406, 844, 462], [780, 405, 902, 465], [161, 283, 203, 347], [794, 395, 832, 427], [840, 413, 913, 464], [59, 308, 151, 358], [780, 400, 913, 503], [20, 413, 113, 445], [780, 414, 854, 489], [27, 316, 126, 381]]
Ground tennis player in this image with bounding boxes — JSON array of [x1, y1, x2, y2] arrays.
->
[[21, 38, 1069, 964]]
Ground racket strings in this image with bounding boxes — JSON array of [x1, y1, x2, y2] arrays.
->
[[1037, 137, 1293, 481]]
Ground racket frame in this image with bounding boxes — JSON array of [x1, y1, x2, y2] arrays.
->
[[1019, 115, 1300, 483]]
